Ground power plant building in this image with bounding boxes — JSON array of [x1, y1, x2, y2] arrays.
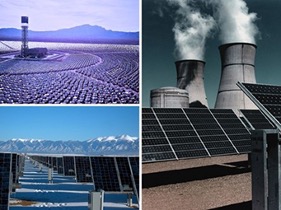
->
[[215, 43, 257, 112], [150, 87, 189, 108]]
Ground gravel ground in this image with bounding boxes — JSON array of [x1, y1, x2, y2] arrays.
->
[[142, 155, 252, 210]]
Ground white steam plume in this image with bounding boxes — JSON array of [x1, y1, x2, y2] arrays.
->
[[167, 0, 216, 60], [213, 0, 259, 44]]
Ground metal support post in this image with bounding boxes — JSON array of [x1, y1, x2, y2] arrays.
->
[[127, 193, 133, 207], [88, 190, 104, 210], [48, 167, 53, 183], [251, 130, 268, 210], [267, 132, 281, 209]]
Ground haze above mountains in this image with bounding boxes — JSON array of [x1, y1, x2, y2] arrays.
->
[[0, 24, 139, 44], [0, 135, 139, 155]]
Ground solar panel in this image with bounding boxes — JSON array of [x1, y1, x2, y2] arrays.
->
[[0, 153, 12, 210], [155, 108, 209, 159], [116, 157, 134, 191], [90, 157, 120, 191], [57, 157, 64, 174], [63, 156, 76, 176], [237, 82, 281, 130], [11, 154, 17, 186], [184, 108, 238, 156], [75, 156, 93, 183], [52, 157, 57, 170], [129, 157, 139, 197], [240, 109, 276, 130], [210, 109, 251, 153], [142, 108, 177, 162], [142, 108, 252, 163]]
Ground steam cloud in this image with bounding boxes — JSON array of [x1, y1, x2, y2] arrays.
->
[[213, 0, 259, 44], [167, 0, 216, 60]]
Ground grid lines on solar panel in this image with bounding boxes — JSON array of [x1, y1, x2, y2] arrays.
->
[[57, 157, 64, 174], [154, 108, 209, 159], [116, 157, 134, 191], [242, 83, 281, 123], [90, 157, 120, 192], [210, 109, 251, 153], [0, 153, 11, 210], [240, 109, 276, 130], [63, 156, 75, 176], [75, 156, 93, 183], [142, 108, 176, 162], [184, 108, 237, 156], [11, 154, 17, 185], [129, 157, 139, 196]]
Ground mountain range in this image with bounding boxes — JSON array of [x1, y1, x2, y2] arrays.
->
[[0, 135, 139, 155], [0, 24, 139, 44]]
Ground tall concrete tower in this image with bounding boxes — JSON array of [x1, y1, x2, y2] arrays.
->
[[215, 42, 257, 112], [21, 16, 29, 57], [175, 60, 208, 108]]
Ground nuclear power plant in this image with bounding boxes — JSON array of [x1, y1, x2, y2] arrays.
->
[[215, 43, 257, 111], [150, 43, 257, 114]]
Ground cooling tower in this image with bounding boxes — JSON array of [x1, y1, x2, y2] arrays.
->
[[215, 43, 257, 111], [175, 60, 208, 108], [150, 87, 189, 108]]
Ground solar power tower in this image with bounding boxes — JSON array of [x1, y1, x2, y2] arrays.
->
[[0, 153, 12, 210], [21, 16, 29, 57], [142, 108, 251, 163]]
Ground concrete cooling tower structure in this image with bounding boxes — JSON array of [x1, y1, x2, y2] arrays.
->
[[175, 60, 208, 108], [215, 43, 257, 111]]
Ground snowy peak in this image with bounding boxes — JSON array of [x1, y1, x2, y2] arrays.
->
[[0, 135, 139, 155]]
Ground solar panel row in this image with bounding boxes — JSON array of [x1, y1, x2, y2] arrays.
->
[[29, 155, 139, 197], [142, 108, 251, 163]]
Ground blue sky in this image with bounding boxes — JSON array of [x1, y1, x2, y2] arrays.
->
[[0, 106, 139, 141], [0, 0, 139, 32]]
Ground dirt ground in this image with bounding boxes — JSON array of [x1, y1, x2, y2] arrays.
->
[[142, 155, 252, 210]]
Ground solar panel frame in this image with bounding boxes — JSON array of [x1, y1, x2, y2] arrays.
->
[[90, 157, 121, 192], [0, 153, 12, 210]]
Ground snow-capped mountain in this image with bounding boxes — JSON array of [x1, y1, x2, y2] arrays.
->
[[0, 135, 139, 155]]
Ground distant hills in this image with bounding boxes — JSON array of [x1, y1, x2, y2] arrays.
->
[[0, 24, 139, 44], [0, 135, 139, 155]]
